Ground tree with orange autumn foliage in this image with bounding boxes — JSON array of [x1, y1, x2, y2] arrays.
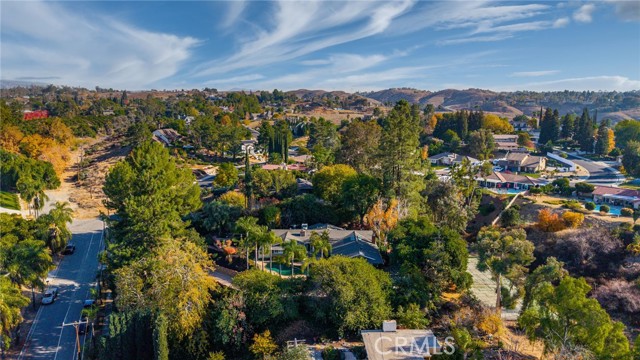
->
[[537, 208, 566, 232], [363, 198, 398, 246]]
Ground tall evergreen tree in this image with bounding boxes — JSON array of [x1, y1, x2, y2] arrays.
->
[[538, 108, 555, 144], [456, 110, 469, 139], [595, 120, 612, 156], [379, 100, 421, 201], [551, 109, 561, 142], [244, 150, 253, 209], [560, 114, 574, 139], [103, 141, 201, 267], [576, 108, 595, 153]]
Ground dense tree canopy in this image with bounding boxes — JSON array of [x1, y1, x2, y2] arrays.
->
[[519, 276, 630, 359], [104, 141, 201, 265], [308, 257, 392, 337], [389, 217, 471, 308]]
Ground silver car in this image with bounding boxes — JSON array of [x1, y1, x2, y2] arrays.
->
[[42, 287, 58, 305]]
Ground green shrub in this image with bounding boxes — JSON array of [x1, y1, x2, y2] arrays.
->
[[600, 204, 610, 214], [585, 202, 596, 211], [529, 187, 542, 195], [322, 346, 340, 360], [479, 203, 496, 216], [562, 200, 583, 211], [621, 208, 634, 217]]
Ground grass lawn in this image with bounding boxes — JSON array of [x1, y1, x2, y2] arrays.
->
[[521, 172, 542, 178], [0, 191, 20, 210]]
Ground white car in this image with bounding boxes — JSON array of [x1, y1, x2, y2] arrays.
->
[[42, 287, 58, 305]]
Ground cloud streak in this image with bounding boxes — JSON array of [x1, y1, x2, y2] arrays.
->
[[510, 70, 560, 77], [501, 76, 640, 91], [1, 1, 198, 89], [194, 0, 414, 76]]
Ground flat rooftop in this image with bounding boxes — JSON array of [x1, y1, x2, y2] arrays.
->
[[361, 329, 440, 360]]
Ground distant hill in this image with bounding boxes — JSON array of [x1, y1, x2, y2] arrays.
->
[[359, 88, 640, 121], [0, 79, 50, 89]]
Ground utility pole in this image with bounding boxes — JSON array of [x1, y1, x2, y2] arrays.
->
[[61, 318, 88, 360]]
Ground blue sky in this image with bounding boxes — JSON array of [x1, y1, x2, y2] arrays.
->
[[2, 1, 639, 91]]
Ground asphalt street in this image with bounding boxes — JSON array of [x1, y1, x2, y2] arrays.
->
[[567, 155, 624, 185], [18, 218, 104, 360]]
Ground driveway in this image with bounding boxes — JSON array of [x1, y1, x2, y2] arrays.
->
[[566, 154, 624, 185], [18, 218, 104, 360]]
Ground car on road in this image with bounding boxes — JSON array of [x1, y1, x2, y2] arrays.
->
[[62, 244, 76, 255], [41, 287, 58, 305]]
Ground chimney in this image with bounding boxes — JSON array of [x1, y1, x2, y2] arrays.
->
[[382, 320, 397, 332]]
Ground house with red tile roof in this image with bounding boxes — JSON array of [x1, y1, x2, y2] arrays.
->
[[591, 186, 640, 209]]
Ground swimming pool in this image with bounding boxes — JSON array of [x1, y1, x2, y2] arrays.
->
[[488, 188, 527, 195], [593, 204, 623, 216], [266, 264, 301, 276]]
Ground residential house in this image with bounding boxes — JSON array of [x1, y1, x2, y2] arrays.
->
[[271, 224, 383, 265], [361, 321, 441, 360], [493, 134, 521, 152], [498, 152, 546, 173], [591, 186, 640, 209], [152, 128, 181, 147], [428, 152, 479, 166], [476, 171, 546, 191]]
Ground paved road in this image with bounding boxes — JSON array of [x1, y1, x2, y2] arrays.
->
[[19, 218, 104, 360], [567, 155, 624, 185]]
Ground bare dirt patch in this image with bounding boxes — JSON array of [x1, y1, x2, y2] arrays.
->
[[67, 136, 130, 218]]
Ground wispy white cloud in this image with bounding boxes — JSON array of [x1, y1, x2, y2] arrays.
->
[[501, 75, 640, 91], [206, 74, 264, 85], [553, 17, 571, 28], [194, 0, 414, 76], [511, 70, 560, 77], [573, 4, 595, 23], [437, 34, 513, 45], [220, 0, 246, 29], [1, 1, 198, 89], [398, 2, 569, 46]]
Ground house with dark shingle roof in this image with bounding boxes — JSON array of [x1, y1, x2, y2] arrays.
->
[[271, 224, 383, 265], [497, 152, 546, 172], [428, 152, 479, 166]]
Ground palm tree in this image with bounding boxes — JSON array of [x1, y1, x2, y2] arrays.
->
[[235, 217, 260, 269], [260, 232, 282, 271], [282, 240, 306, 277], [0, 277, 29, 354], [309, 231, 332, 259], [41, 202, 74, 254], [32, 190, 49, 219], [3, 238, 54, 309]]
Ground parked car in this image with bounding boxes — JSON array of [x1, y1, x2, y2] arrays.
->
[[41, 287, 59, 305], [62, 244, 76, 255], [83, 299, 95, 308], [493, 166, 503, 172]]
